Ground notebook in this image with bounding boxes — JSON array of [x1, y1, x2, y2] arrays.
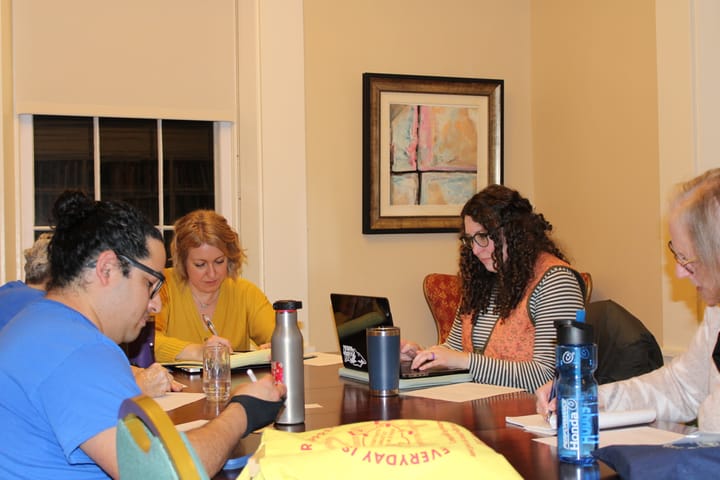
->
[[162, 349, 271, 374], [330, 293, 472, 389]]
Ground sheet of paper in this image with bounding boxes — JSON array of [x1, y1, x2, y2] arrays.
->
[[402, 382, 523, 402], [304, 352, 342, 366], [533, 426, 684, 448], [507, 409, 657, 436], [154, 392, 206, 412]]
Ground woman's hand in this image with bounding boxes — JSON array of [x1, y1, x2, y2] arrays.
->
[[410, 346, 470, 370], [204, 335, 233, 350], [176, 335, 233, 362], [400, 339, 422, 361]]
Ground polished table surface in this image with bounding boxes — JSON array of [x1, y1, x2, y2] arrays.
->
[[166, 362, 687, 479]]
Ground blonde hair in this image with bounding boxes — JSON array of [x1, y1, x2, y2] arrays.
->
[[170, 210, 246, 282]]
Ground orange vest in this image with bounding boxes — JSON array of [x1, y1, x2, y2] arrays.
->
[[461, 252, 573, 361]]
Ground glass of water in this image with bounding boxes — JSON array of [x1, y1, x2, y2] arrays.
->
[[203, 344, 231, 401]]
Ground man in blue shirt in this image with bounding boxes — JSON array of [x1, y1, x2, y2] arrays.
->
[[0, 191, 286, 479]]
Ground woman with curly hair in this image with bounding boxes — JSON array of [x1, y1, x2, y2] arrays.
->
[[154, 209, 275, 363], [402, 185, 586, 391]]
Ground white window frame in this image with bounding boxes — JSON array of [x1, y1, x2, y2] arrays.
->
[[16, 114, 236, 276]]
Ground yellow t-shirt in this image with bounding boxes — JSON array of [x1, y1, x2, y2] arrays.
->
[[238, 419, 522, 480], [154, 268, 275, 362]]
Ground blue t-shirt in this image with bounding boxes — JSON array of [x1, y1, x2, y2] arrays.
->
[[0, 299, 141, 479], [0, 280, 45, 330]]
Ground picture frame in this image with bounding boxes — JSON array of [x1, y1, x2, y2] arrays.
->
[[362, 73, 503, 234]]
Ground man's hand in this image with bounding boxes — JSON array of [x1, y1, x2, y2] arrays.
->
[[132, 363, 184, 397]]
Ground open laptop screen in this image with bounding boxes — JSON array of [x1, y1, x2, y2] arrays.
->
[[330, 293, 393, 371]]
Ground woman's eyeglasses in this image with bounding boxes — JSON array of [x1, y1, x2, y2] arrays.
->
[[460, 232, 491, 249], [667, 241, 698, 275]]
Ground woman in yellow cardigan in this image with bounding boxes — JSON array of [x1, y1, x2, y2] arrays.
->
[[154, 210, 275, 363]]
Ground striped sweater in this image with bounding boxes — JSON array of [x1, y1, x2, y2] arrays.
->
[[444, 266, 585, 392]]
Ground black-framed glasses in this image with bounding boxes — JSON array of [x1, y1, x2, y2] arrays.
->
[[667, 241, 698, 275], [117, 253, 165, 299], [460, 231, 491, 249]]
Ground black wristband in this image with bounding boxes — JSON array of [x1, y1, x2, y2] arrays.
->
[[228, 395, 285, 438]]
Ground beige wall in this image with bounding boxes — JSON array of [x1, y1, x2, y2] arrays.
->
[[531, 1, 665, 341], [304, 0, 533, 351], [1, 0, 712, 355]]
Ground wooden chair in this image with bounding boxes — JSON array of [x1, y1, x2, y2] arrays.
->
[[117, 395, 208, 480], [423, 271, 593, 344], [579, 271, 593, 304], [422, 273, 461, 344]]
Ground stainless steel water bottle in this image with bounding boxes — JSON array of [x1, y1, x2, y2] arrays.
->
[[271, 300, 304, 425]]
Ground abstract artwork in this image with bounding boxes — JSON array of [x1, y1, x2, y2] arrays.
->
[[363, 73, 503, 233]]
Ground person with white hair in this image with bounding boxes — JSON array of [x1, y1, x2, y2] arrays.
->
[[0, 232, 52, 330]]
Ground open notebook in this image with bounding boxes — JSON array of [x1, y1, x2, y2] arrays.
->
[[330, 293, 472, 389], [162, 350, 271, 373]]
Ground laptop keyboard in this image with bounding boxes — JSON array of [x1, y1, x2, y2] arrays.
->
[[400, 362, 430, 378]]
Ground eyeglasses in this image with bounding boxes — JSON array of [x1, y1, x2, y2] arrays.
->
[[667, 241, 698, 275], [117, 253, 165, 299], [460, 231, 491, 249]]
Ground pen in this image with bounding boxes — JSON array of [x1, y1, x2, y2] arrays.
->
[[201, 314, 219, 337], [246, 369, 258, 383], [546, 376, 558, 424]]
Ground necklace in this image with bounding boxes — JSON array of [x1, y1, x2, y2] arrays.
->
[[191, 290, 219, 310]]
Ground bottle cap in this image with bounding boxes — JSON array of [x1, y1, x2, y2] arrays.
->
[[556, 319, 594, 345], [273, 299, 303, 311]]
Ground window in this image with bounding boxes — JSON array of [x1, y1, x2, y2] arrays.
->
[[23, 115, 232, 259]]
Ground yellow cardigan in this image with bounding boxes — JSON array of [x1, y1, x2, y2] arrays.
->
[[154, 268, 275, 362]]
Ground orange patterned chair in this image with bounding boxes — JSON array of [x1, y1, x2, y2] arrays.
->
[[580, 271, 593, 304], [423, 271, 593, 345], [422, 273, 461, 344]]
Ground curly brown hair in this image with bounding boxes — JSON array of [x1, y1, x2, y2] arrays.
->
[[458, 185, 568, 319], [170, 210, 247, 283]]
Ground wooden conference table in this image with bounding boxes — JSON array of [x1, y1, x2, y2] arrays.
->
[[166, 362, 687, 480]]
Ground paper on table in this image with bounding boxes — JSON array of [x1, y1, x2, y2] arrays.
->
[[153, 392, 206, 412], [402, 382, 523, 402], [304, 352, 342, 366], [506, 409, 657, 436], [533, 426, 684, 448]]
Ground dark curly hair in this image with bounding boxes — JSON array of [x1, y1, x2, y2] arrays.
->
[[47, 190, 163, 291], [458, 184, 568, 319]]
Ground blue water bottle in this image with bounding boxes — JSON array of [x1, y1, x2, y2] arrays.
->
[[555, 310, 599, 464]]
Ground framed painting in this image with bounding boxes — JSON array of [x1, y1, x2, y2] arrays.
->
[[362, 73, 503, 234]]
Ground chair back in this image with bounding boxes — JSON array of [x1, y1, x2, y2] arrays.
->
[[422, 273, 461, 344], [423, 270, 592, 344], [117, 395, 209, 480], [579, 272, 593, 304], [585, 299, 664, 384]]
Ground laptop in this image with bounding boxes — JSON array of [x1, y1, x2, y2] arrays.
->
[[330, 293, 472, 388]]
